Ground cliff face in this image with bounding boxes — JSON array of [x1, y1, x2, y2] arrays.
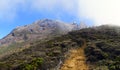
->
[[0, 19, 79, 46]]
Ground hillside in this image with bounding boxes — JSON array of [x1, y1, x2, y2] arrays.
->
[[0, 19, 79, 58], [0, 25, 119, 70]]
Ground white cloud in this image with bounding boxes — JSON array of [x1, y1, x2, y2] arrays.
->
[[30, 0, 78, 15], [1, 0, 120, 26], [0, 0, 25, 21], [0, 0, 79, 22], [79, 0, 120, 26]]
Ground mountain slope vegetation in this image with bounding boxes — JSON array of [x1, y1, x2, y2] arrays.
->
[[0, 19, 79, 58], [0, 25, 119, 70]]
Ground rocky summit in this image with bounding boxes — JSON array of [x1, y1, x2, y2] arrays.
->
[[0, 19, 80, 46]]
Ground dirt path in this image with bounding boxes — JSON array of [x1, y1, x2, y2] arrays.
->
[[60, 44, 88, 70]]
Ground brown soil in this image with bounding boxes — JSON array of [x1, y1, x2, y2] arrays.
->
[[60, 44, 88, 70]]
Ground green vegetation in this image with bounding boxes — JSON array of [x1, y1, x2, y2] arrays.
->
[[81, 26, 120, 70], [0, 25, 119, 70], [19, 58, 44, 70], [0, 41, 30, 59], [0, 31, 84, 70]]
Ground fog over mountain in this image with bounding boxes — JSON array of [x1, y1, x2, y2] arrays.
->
[[79, 0, 120, 26]]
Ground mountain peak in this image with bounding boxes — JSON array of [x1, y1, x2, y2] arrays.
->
[[0, 19, 80, 46]]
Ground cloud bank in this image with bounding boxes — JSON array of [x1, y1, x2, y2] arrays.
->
[[79, 0, 120, 26], [1, 0, 120, 26], [0, 0, 78, 22]]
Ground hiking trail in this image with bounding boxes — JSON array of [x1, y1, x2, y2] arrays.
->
[[60, 43, 88, 70]]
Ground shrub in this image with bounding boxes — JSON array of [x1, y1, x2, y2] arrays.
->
[[20, 58, 44, 70]]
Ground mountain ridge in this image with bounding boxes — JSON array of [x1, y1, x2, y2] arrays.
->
[[0, 19, 81, 46]]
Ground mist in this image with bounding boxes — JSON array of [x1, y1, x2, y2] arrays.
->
[[79, 0, 120, 26]]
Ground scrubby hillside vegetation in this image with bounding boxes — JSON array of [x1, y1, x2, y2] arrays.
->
[[70, 25, 120, 70], [0, 19, 80, 58], [84, 26, 120, 70], [0, 25, 119, 70], [0, 33, 84, 70]]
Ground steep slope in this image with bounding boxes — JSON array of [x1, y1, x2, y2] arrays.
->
[[69, 25, 120, 70], [0, 35, 83, 70], [0, 25, 119, 70], [0, 19, 78, 46], [0, 28, 85, 70], [0, 19, 79, 58]]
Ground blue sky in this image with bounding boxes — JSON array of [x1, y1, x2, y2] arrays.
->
[[1, 0, 120, 39], [0, 0, 72, 38], [0, 0, 92, 39], [0, 0, 78, 39]]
